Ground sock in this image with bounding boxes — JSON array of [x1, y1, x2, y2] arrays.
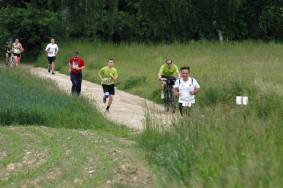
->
[[106, 106, 110, 110]]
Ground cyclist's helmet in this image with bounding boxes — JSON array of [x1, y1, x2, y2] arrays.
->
[[8, 37, 13, 42]]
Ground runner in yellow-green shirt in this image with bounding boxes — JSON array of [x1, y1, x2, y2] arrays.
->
[[98, 59, 118, 113], [158, 59, 180, 99]]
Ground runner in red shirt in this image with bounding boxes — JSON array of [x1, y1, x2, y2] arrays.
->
[[68, 51, 85, 95]]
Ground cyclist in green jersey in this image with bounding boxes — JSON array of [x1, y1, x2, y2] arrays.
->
[[98, 59, 118, 113], [158, 59, 181, 99]]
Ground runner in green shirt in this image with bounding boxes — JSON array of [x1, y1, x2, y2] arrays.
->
[[158, 59, 181, 99], [98, 59, 118, 113]]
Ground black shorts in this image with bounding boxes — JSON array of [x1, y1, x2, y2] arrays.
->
[[14, 53, 21, 57], [161, 75, 176, 85], [102, 84, 115, 95], [48, 56, 56, 64]]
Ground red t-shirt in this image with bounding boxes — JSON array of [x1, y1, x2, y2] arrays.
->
[[69, 57, 85, 74]]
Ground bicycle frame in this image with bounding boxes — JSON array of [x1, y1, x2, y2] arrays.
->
[[8, 52, 16, 67], [163, 78, 176, 113]]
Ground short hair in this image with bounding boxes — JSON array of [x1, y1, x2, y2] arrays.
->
[[166, 59, 172, 63], [180, 66, 190, 71]]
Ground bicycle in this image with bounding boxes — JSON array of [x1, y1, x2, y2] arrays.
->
[[162, 77, 176, 113], [7, 52, 16, 67]]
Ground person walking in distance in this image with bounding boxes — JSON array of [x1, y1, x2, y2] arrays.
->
[[45, 38, 59, 74], [98, 59, 118, 113], [68, 51, 85, 96], [172, 66, 200, 116]]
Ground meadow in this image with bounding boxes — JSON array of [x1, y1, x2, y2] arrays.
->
[[1, 40, 282, 187]]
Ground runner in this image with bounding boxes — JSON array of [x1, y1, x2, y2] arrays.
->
[[68, 51, 85, 96], [12, 38, 24, 67], [98, 59, 118, 113], [172, 66, 200, 116], [45, 38, 59, 74]]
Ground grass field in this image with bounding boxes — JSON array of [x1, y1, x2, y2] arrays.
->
[[2, 40, 283, 187], [0, 68, 170, 187]]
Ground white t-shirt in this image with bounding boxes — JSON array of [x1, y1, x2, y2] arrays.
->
[[173, 77, 200, 103], [45, 43, 58, 57]]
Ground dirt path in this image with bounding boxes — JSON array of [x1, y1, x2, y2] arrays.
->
[[25, 66, 174, 130]]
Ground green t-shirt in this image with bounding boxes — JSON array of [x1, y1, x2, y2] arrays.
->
[[99, 66, 118, 85], [159, 64, 178, 77]]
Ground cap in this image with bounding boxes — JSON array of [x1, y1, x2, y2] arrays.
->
[[73, 51, 79, 55]]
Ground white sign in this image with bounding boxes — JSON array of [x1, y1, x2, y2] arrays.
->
[[236, 96, 248, 105]]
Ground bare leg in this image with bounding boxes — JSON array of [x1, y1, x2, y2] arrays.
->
[[108, 95, 114, 107], [52, 62, 55, 73], [5, 53, 9, 65]]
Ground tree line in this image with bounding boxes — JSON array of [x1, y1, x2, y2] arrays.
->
[[1, 0, 282, 55]]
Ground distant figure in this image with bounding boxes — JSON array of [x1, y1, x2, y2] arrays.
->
[[98, 59, 118, 113], [4, 38, 13, 66], [12, 38, 24, 67], [68, 51, 85, 96], [45, 38, 59, 74]]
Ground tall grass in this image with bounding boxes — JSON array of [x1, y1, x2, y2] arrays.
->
[[0, 68, 129, 137], [34, 40, 283, 187]]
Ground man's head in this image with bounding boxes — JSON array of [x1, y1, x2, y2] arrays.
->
[[51, 38, 55, 44], [108, 59, 114, 68], [180, 66, 190, 78], [166, 59, 173, 68], [73, 51, 79, 58]]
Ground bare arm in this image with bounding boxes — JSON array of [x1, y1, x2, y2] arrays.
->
[[98, 71, 104, 81], [172, 87, 179, 97], [190, 87, 201, 95], [158, 70, 163, 80], [176, 70, 181, 79]]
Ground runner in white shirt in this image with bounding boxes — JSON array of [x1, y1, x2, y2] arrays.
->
[[173, 66, 200, 116], [45, 38, 59, 74]]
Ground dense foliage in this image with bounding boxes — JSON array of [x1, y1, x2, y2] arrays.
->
[[0, 0, 282, 55]]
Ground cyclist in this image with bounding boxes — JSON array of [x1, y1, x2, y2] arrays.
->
[[4, 38, 13, 66], [12, 38, 24, 67], [158, 59, 181, 99], [172, 66, 200, 116], [45, 38, 59, 74], [98, 59, 118, 113]]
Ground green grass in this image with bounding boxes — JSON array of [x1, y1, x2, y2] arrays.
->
[[36, 40, 283, 104], [21, 40, 283, 187], [0, 68, 170, 187]]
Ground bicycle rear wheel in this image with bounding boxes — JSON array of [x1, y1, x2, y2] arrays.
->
[[163, 90, 169, 112]]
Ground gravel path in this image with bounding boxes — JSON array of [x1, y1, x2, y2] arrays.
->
[[26, 66, 174, 130]]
